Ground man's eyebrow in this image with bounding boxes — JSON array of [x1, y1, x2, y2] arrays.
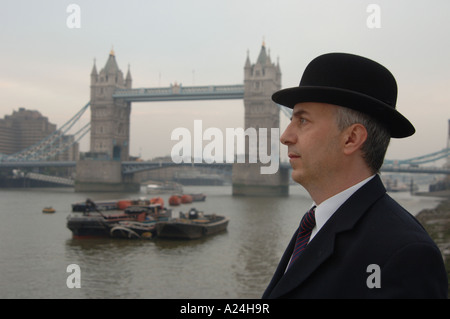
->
[[290, 109, 309, 121]]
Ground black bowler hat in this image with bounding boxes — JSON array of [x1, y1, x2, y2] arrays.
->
[[272, 53, 415, 138]]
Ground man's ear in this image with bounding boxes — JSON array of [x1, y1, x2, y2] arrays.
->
[[342, 123, 368, 155]]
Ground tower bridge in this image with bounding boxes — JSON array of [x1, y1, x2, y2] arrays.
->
[[1, 45, 449, 193], [78, 44, 288, 195]]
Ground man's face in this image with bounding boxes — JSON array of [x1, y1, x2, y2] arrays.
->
[[280, 102, 345, 188]]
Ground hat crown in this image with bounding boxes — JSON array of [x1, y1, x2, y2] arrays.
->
[[300, 53, 397, 108], [272, 52, 415, 138]]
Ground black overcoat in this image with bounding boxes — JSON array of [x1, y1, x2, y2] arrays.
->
[[262, 175, 448, 299]]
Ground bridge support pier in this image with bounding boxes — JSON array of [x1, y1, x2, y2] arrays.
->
[[232, 164, 289, 196], [75, 159, 139, 192]]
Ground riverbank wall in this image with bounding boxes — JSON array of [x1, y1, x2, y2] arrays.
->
[[416, 197, 450, 298]]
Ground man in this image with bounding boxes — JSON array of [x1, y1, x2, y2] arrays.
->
[[262, 53, 448, 299]]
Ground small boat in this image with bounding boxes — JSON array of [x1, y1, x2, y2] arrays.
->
[[169, 194, 199, 205], [190, 193, 206, 202], [180, 194, 193, 204], [146, 181, 183, 194], [156, 208, 229, 240], [42, 207, 55, 214], [169, 195, 181, 206]]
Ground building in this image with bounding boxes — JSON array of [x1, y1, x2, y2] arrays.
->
[[0, 107, 78, 161]]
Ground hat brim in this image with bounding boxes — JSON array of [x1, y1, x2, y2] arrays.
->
[[272, 86, 415, 138]]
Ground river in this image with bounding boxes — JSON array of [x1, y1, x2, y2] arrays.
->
[[0, 184, 441, 299]]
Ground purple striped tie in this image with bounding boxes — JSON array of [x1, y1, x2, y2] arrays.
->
[[288, 206, 316, 268]]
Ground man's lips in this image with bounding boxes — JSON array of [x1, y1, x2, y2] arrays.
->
[[288, 152, 301, 160]]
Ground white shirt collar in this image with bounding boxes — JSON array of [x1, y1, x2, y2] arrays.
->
[[310, 175, 375, 241]]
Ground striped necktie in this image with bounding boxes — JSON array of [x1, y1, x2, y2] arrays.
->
[[288, 206, 316, 268]]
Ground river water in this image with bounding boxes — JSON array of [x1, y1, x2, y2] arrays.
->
[[0, 184, 441, 299]]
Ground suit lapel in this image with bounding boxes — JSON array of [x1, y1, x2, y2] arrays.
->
[[262, 229, 298, 298], [265, 175, 386, 298], [267, 226, 336, 298]]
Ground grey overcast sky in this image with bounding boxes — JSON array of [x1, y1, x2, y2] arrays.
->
[[1, 0, 449, 161]]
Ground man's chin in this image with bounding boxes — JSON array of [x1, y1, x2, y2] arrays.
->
[[291, 171, 304, 185]]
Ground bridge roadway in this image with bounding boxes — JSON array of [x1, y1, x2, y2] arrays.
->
[[1, 161, 449, 175], [113, 84, 245, 102]]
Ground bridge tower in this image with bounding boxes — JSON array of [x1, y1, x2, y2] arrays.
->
[[75, 50, 138, 192], [89, 49, 131, 161], [232, 42, 289, 196]]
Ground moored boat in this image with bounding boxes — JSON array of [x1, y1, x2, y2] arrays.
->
[[67, 199, 171, 239], [169, 195, 181, 206], [72, 199, 117, 212], [189, 193, 206, 202], [169, 194, 203, 205], [146, 181, 183, 194], [42, 207, 55, 214], [180, 194, 192, 204], [71, 197, 157, 212], [66, 214, 114, 238], [156, 208, 229, 240]]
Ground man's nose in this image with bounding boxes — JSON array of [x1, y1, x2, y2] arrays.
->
[[280, 123, 296, 145]]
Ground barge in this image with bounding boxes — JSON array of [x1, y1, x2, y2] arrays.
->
[[156, 208, 229, 240]]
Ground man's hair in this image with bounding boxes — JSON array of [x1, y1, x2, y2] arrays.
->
[[335, 107, 391, 173]]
